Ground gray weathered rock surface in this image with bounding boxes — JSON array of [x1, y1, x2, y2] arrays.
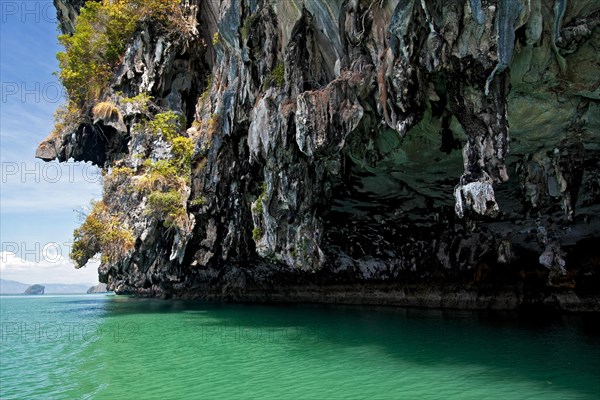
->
[[38, 0, 600, 311]]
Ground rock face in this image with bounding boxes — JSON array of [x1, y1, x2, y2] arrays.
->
[[24, 285, 45, 295], [38, 0, 600, 311]]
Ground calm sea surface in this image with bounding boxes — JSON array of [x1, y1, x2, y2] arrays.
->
[[1, 295, 599, 399]]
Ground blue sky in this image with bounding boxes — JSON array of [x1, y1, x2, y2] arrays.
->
[[1, 0, 101, 284]]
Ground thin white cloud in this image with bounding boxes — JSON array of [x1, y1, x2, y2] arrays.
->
[[0, 250, 99, 285]]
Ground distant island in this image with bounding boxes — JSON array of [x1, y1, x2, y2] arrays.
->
[[0, 279, 101, 295], [24, 284, 45, 295], [87, 283, 110, 294]]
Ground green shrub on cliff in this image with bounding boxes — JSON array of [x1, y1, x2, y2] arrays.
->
[[190, 196, 207, 207], [71, 201, 134, 267], [57, 2, 112, 107], [110, 166, 135, 178], [137, 149, 191, 230], [170, 136, 195, 174], [75, 107, 195, 241], [121, 93, 153, 114], [212, 32, 221, 46], [135, 122, 194, 230], [103, 166, 136, 197], [147, 111, 186, 141], [252, 227, 263, 241], [146, 190, 186, 228], [241, 12, 259, 41], [264, 62, 285, 90], [138, 159, 182, 192], [252, 182, 268, 215], [53, 102, 84, 135], [57, 0, 181, 109], [272, 63, 285, 88]]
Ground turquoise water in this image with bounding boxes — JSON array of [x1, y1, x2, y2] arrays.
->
[[1, 295, 599, 399]]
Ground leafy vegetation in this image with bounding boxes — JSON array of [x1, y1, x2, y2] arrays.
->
[[146, 190, 186, 228], [56, 0, 181, 109], [103, 166, 136, 198], [251, 182, 268, 242], [121, 93, 153, 114], [138, 159, 182, 192], [250, 182, 268, 242], [241, 12, 259, 41], [53, 102, 84, 134], [190, 196, 207, 207], [110, 166, 135, 177], [104, 165, 134, 187], [170, 136, 194, 174], [212, 32, 221, 45], [200, 76, 212, 106], [61, 0, 209, 262], [208, 113, 220, 130], [71, 102, 202, 264], [135, 111, 195, 229], [147, 111, 186, 141], [272, 63, 285, 88], [264, 62, 285, 90], [252, 182, 268, 215], [71, 201, 134, 267], [252, 227, 263, 241]]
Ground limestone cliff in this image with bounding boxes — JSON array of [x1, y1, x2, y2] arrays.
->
[[37, 0, 600, 311]]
